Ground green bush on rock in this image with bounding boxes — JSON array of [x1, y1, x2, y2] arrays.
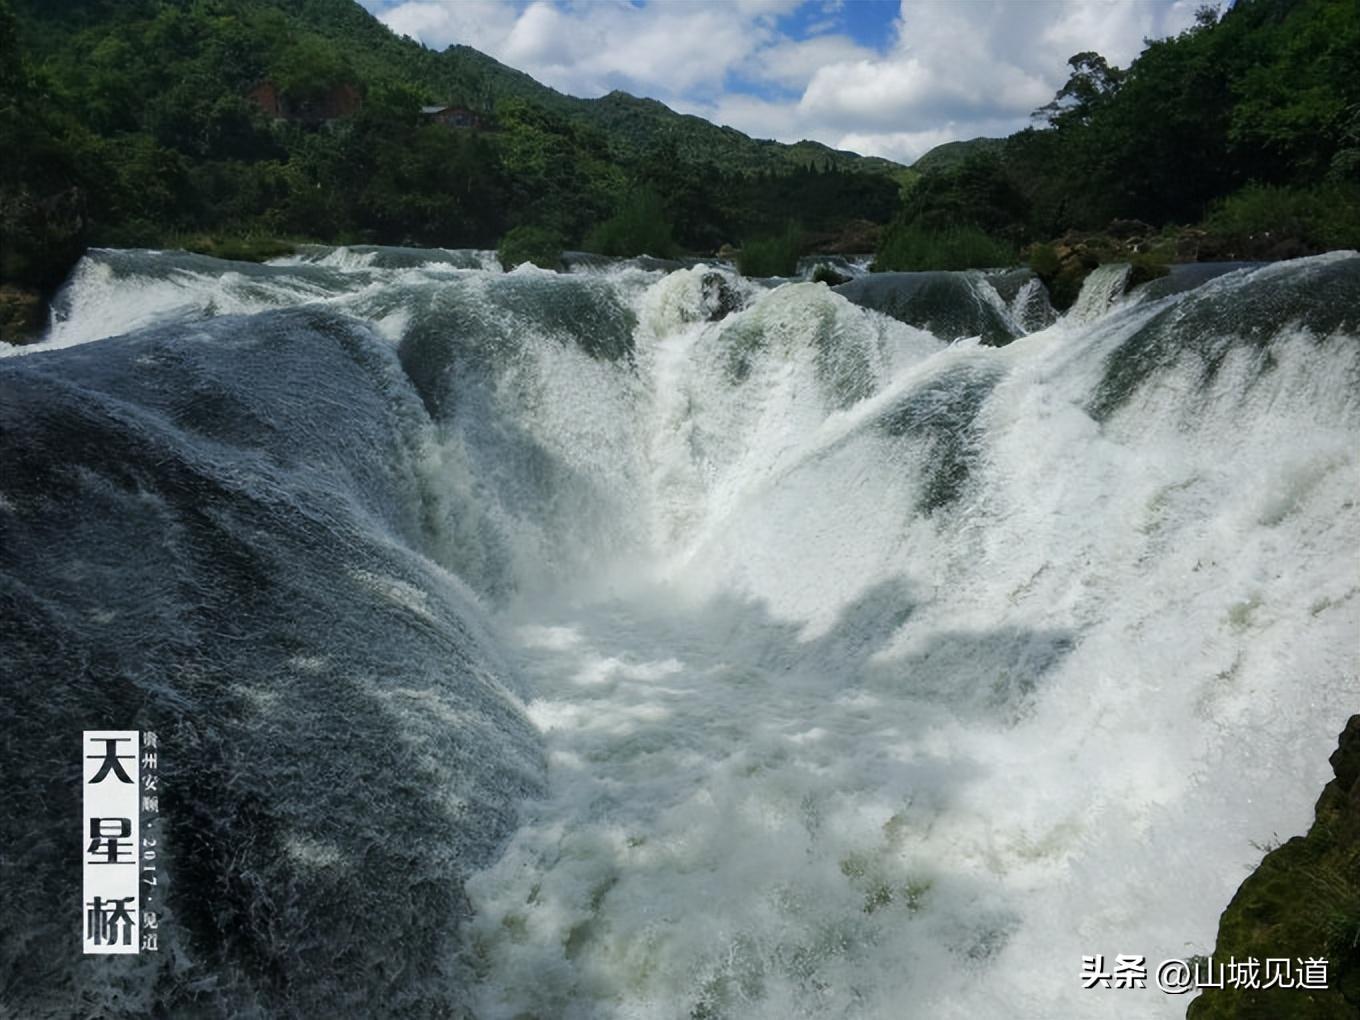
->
[[583, 188, 677, 258], [1187, 715, 1360, 1020], [497, 225, 563, 271], [873, 224, 1016, 272], [737, 222, 803, 277], [1202, 182, 1360, 260]]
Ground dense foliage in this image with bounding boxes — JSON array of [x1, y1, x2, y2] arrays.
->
[[877, 0, 1360, 272], [3, 0, 1356, 301], [736, 222, 804, 277], [873, 225, 1016, 273], [497, 224, 563, 270], [0, 0, 899, 296], [584, 188, 678, 259]]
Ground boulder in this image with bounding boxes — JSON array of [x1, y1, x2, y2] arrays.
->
[[1188, 715, 1360, 1019], [0, 285, 45, 344]]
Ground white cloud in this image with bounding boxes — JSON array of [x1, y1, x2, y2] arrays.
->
[[679, 92, 805, 144], [731, 0, 805, 18], [1040, 0, 1204, 67], [751, 34, 879, 93], [368, 0, 1216, 164], [834, 118, 1027, 165], [377, 0, 781, 99], [379, 0, 519, 55]]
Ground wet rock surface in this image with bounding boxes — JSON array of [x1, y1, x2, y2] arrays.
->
[[1188, 714, 1360, 1019]]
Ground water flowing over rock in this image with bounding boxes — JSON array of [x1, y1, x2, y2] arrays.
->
[[2, 247, 1357, 1019], [833, 270, 1024, 346]]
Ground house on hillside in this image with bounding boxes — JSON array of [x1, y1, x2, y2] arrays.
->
[[421, 105, 485, 130], [247, 81, 361, 124]]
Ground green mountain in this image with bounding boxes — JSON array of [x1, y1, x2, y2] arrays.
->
[[874, 0, 1360, 277], [397, 39, 904, 179], [573, 89, 903, 176], [0, 0, 904, 307], [910, 137, 1006, 175]]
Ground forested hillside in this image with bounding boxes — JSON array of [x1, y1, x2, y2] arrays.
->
[[879, 0, 1360, 277], [2, 0, 1357, 331], [0, 0, 900, 305]]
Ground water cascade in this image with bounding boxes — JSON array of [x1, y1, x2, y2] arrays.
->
[[2, 248, 1356, 1019]]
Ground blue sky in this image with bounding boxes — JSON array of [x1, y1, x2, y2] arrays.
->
[[772, 0, 902, 51], [359, 0, 1208, 164]]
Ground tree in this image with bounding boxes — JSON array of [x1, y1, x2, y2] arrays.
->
[[1035, 51, 1125, 129], [583, 187, 677, 257], [897, 152, 1028, 241]]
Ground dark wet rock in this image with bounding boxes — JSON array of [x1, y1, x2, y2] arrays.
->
[[980, 267, 1037, 305], [1132, 262, 1264, 302], [0, 309, 544, 1018], [293, 243, 489, 269], [834, 271, 1019, 347], [982, 268, 1057, 332], [1089, 254, 1360, 421], [1187, 714, 1360, 1020], [875, 364, 1001, 512], [560, 250, 617, 272], [631, 254, 688, 273], [811, 263, 853, 287], [699, 271, 742, 321]]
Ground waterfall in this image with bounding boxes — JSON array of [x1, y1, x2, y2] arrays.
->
[[3, 247, 1356, 1019]]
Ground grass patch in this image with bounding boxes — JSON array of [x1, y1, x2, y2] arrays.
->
[[737, 222, 803, 277], [1203, 181, 1360, 254], [583, 188, 677, 258], [171, 232, 300, 262], [873, 223, 1016, 272]]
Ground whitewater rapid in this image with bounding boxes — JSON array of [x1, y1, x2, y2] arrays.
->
[[2, 247, 1356, 1019]]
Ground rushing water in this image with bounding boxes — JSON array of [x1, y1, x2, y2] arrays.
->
[[1, 247, 1357, 1019]]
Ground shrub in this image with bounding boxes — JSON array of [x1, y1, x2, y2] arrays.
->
[[737, 222, 802, 277], [583, 188, 677, 258], [1203, 182, 1360, 254], [497, 225, 563, 270], [873, 223, 1016, 272], [1026, 241, 1061, 279], [1024, 241, 1095, 311], [1126, 251, 1170, 288], [176, 232, 298, 262]]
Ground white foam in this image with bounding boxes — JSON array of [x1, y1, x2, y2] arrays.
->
[[454, 255, 1359, 1019], [22, 247, 1356, 1018]]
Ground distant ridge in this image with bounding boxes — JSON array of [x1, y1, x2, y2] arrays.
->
[[1, 0, 907, 302], [432, 36, 907, 177], [910, 137, 1006, 174], [291, 2, 905, 177]]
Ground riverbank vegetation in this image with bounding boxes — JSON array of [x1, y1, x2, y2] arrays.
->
[[0, 0, 892, 307], [1, 0, 1357, 338], [873, 0, 1359, 286]]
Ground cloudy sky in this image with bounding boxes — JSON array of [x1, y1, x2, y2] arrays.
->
[[358, 0, 1209, 164]]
